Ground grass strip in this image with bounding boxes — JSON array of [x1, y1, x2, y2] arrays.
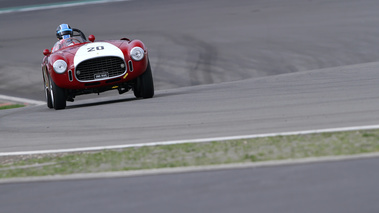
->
[[1, 129, 379, 179], [0, 104, 25, 110]]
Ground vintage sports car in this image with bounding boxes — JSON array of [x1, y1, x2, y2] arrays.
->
[[42, 28, 154, 110]]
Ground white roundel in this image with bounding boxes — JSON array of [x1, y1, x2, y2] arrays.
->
[[74, 42, 124, 67]]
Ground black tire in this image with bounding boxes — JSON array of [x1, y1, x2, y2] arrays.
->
[[133, 60, 154, 99], [133, 77, 142, 98], [49, 77, 66, 110], [43, 74, 53, 109], [45, 87, 53, 109]]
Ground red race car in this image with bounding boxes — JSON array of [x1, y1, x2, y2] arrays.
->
[[42, 24, 154, 110]]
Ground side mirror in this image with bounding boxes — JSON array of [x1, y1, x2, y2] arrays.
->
[[88, 35, 95, 42], [43, 49, 51, 56]]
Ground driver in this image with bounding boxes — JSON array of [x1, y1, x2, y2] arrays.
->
[[53, 23, 77, 51], [56, 23, 73, 40]]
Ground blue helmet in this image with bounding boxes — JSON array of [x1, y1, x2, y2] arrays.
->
[[56, 24, 73, 40]]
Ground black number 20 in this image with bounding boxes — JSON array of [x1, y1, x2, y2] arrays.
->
[[87, 46, 105, 52]]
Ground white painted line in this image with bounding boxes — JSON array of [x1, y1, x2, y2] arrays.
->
[[1, 152, 379, 184], [0, 95, 45, 105], [1, 124, 379, 157], [0, 0, 132, 15]]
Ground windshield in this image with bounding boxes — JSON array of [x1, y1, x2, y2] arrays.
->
[[52, 37, 84, 52]]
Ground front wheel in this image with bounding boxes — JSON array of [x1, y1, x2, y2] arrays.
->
[[133, 60, 154, 99], [49, 77, 66, 110], [44, 75, 53, 109]]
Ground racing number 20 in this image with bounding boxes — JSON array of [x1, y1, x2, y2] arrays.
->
[[87, 46, 104, 52]]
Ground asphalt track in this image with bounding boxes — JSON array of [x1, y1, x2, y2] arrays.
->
[[2, 158, 379, 213], [1, 0, 379, 212], [2, 63, 379, 153]]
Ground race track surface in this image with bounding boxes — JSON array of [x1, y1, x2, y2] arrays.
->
[[2, 158, 379, 213], [1, 62, 379, 152], [1, 0, 379, 152], [2, 0, 379, 99], [1, 0, 379, 212]]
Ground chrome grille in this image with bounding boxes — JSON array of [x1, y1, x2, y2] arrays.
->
[[75, 56, 126, 81]]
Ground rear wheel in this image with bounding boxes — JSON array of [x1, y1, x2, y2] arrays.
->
[[133, 60, 154, 99], [49, 77, 66, 110]]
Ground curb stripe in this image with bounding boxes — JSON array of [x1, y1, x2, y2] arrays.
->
[[0, 95, 45, 105], [0, 103, 12, 107]]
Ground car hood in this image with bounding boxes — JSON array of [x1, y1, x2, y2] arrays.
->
[[74, 42, 125, 66], [52, 41, 125, 66]]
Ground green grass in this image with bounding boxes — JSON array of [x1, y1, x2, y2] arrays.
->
[[1, 129, 379, 179], [0, 104, 25, 110]]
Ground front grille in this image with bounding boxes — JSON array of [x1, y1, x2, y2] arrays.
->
[[75, 56, 126, 81]]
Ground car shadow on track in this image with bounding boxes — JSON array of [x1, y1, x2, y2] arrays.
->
[[65, 97, 137, 109], [63, 89, 192, 110]]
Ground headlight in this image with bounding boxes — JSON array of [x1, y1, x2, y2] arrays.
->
[[130, 47, 145, 61], [53, 60, 67, 74]]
